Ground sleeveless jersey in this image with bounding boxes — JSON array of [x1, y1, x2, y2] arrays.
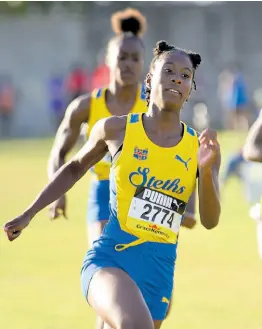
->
[[87, 86, 146, 181], [110, 113, 199, 250]]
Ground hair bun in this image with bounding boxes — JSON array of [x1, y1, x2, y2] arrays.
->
[[154, 40, 171, 56], [188, 52, 202, 68], [111, 8, 147, 37], [121, 17, 140, 36], [192, 53, 202, 66]]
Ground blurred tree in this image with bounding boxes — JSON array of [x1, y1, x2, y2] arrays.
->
[[0, 1, 27, 15], [0, 1, 93, 15]]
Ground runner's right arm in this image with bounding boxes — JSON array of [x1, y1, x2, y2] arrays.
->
[[4, 117, 126, 241]]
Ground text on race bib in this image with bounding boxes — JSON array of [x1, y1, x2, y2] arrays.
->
[[128, 186, 186, 233]]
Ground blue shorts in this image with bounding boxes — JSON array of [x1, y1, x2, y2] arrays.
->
[[81, 223, 176, 320], [86, 179, 110, 223]]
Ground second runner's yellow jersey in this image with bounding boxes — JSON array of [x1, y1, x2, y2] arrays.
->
[[87, 86, 147, 181]]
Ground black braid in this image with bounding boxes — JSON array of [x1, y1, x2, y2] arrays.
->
[[145, 40, 202, 107]]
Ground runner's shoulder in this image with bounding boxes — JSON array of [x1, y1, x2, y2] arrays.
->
[[99, 115, 128, 141]]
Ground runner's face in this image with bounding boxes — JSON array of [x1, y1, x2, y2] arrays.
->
[[108, 37, 144, 86]]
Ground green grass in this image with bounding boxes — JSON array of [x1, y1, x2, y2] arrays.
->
[[1, 133, 262, 329]]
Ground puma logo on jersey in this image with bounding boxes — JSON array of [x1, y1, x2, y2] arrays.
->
[[141, 188, 184, 212], [175, 155, 191, 171], [172, 198, 183, 211]]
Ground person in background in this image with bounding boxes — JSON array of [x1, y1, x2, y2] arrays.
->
[[241, 109, 262, 259], [91, 60, 110, 90], [221, 86, 262, 189], [0, 75, 15, 138], [66, 64, 90, 103], [218, 63, 250, 131], [48, 72, 65, 131], [221, 148, 246, 187]]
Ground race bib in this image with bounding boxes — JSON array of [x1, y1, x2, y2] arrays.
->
[[127, 186, 186, 243]]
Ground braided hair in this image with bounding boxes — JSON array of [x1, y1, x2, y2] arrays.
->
[[145, 40, 202, 106]]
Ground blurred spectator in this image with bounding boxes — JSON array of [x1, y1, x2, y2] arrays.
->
[[192, 101, 209, 131], [218, 63, 250, 131], [0, 75, 15, 138], [48, 72, 65, 131], [221, 148, 246, 188], [66, 63, 90, 103], [91, 62, 110, 90]]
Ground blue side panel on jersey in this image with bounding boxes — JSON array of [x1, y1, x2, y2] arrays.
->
[[140, 84, 146, 100], [96, 89, 102, 98], [186, 125, 195, 136], [130, 113, 140, 123]]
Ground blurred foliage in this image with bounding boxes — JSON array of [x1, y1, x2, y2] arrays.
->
[[0, 1, 27, 15], [0, 1, 93, 15], [0, 1, 140, 16], [0, 1, 218, 16]]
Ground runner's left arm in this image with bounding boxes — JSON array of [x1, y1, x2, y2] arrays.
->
[[198, 129, 221, 229], [182, 191, 197, 229]]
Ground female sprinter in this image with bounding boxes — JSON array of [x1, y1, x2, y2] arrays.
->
[[47, 8, 147, 246], [4, 41, 221, 329]]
